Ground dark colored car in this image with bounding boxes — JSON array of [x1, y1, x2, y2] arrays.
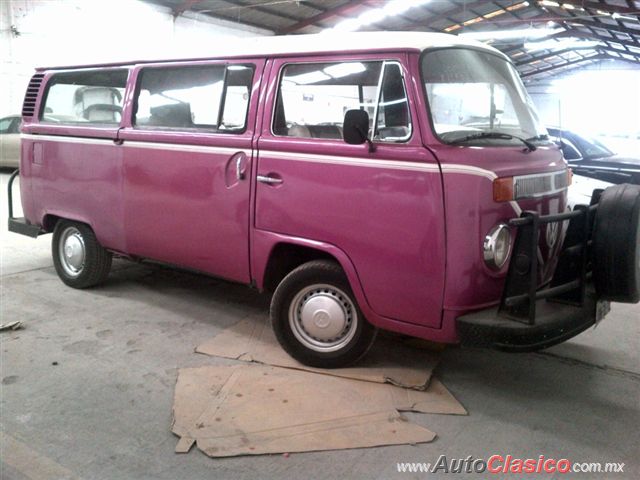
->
[[547, 128, 640, 184]]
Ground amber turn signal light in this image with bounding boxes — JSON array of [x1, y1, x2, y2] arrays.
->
[[493, 177, 514, 202]]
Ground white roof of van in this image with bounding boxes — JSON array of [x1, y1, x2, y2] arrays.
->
[[39, 32, 507, 70]]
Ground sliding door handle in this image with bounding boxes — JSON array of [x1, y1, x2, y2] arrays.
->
[[257, 175, 283, 185]]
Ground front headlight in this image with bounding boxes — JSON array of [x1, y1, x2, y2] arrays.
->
[[483, 224, 512, 270]]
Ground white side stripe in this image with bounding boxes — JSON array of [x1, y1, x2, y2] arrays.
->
[[21, 134, 244, 156], [124, 141, 240, 156], [259, 150, 441, 173], [21, 134, 114, 146]]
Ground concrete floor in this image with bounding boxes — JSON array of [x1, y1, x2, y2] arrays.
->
[[1, 170, 639, 479]]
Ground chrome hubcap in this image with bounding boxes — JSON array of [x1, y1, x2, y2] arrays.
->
[[289, 284, 358, 353], [59, 227, 86, 277]]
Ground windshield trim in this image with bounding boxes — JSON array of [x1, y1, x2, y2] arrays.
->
[[419, 46, 549, 148]]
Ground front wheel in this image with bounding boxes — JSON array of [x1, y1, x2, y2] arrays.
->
[[270, 260, 377, 368], [52, 220, 112, 289]]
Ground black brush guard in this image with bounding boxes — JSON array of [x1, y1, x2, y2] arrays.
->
[[457, 192, 611, 351]]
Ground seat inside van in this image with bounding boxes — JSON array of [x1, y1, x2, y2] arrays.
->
[[145, 103, 193, 128], [288, 124, 343, 139]]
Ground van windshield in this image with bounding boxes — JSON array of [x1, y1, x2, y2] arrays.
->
[[421, 48, 548, 145]]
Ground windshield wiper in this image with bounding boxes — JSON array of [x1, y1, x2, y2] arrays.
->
[[449, 132, 537, 152], [525, 134, 549, 142]]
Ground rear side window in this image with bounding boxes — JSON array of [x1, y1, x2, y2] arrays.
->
[[274, 60, 411, 142], [41, 70, 128, 125], [134, 64, 254, 133]]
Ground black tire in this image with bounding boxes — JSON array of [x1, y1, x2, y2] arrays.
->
[[52, 220, 112, 289], [592, 184, 640, 303], [270, 260, 377, 368]]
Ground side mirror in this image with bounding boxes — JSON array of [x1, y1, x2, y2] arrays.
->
[[343, 109, 375, 152]]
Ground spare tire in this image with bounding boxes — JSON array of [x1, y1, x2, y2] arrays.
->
[[592, 183, 640, 303]]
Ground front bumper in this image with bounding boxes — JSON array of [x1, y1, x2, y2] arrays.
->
[[457, 193, 611, 351], [457, 285, 610, 351]]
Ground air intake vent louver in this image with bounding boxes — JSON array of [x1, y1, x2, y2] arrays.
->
[[22, 73, 45, 117], [513, 170, 569, 200]]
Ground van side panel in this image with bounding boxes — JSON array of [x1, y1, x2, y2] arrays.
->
[[20, 128, 125, 252], [255, 54, 446, 329]]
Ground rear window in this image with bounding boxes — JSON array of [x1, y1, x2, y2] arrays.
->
[[41, 70, 128, 125], [134, 64, 254, 133]]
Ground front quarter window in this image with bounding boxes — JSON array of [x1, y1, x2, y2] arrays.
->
[[422, 48, 548, 145]]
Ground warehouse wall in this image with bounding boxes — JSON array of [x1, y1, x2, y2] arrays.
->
[[0, 0, 272, 117], [527, 59, 640, 143]]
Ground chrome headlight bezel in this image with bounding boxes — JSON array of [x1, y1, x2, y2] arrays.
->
[[483, 224, 512, 270]]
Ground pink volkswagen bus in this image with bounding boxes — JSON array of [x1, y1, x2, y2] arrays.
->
[[8, 33, 640, 368]]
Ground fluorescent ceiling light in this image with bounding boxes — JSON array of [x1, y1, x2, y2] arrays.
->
[[382, 0, 416, 16], [612, 12, 638, 22], [287, 71, 331, 85], [460, 27, 562, 40], [323, 62, 366, 79], [525, 38, 601, 52], [327, 0, 432, 33]]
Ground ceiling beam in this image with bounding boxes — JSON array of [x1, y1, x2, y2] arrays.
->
[[555, 28, 640, 46], [172, 0, 204, 17], [597, 45, 640, 60], [515, 45, 601, 66], [522, 53, 640, 79], [562, 17, 640, 37], [278, 0, 369, 34], [224, 0, 307, 23], [504, 27, 640, 56], [517, 44, 640, 67], [547, 0, 640, 17], [405, 0, 507, 31], [520, 53, 608, 77]]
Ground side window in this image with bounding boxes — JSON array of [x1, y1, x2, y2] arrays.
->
[[8, 118, 20, 133], [41, 70, 128, 124], [560, 141, 582, 160], [275, 61, 381, 139], [274, 60, 411, 142], [551, 136, 582, 160], [134, 64, 254, 133]]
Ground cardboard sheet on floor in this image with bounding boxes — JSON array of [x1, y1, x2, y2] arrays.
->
[[196, 318, 439, 390], [172, 365, 447, 457]]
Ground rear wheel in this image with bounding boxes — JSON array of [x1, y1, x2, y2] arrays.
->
[[52, 220, 112, 289], [592, 184, 640, 303], [270, 260, 377, 368]]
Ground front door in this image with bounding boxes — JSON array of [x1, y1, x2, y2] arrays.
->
[[119, 59, 264, 283], [255, 54, 446, 328]]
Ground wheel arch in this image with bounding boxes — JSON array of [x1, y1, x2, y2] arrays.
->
[[253, 231, 372, 316], [41, 213, 63, 232], [262, 243, 335, 293], [41, 212, 93, 233]]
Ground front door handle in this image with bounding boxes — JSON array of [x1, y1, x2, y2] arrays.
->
[[257, 174, 283, 185], [236, 157, 245, 180]]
